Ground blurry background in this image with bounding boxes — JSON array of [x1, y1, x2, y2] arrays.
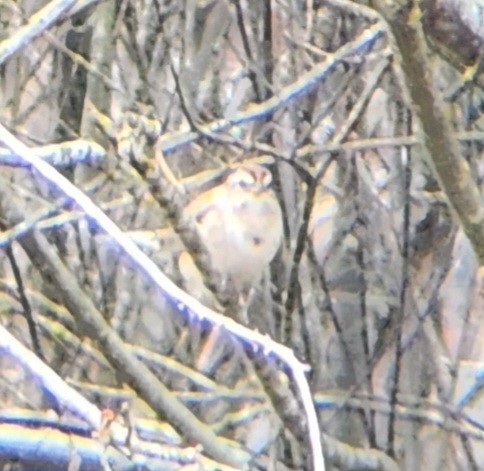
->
[[0, 0, 483, 470]]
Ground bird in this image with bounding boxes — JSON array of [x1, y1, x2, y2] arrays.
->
[[183, 163, 283, 290]]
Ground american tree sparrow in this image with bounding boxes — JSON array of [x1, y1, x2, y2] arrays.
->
[[183, 163, 283, 289]]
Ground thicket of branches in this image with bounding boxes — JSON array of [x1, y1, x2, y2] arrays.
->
[[0, 1, 483, 470]]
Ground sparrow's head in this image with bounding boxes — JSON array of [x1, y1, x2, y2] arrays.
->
[[226, 164, 273, 195]]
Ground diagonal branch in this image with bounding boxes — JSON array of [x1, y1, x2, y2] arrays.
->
[[374, 1, 484, 264], [0, 124, 325, 470], [0, 0, 77, 64], [159, 23, 385, 152]]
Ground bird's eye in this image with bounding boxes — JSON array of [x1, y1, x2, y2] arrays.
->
[[229, 170, 255, 188], [238, 178, 253, 188]]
